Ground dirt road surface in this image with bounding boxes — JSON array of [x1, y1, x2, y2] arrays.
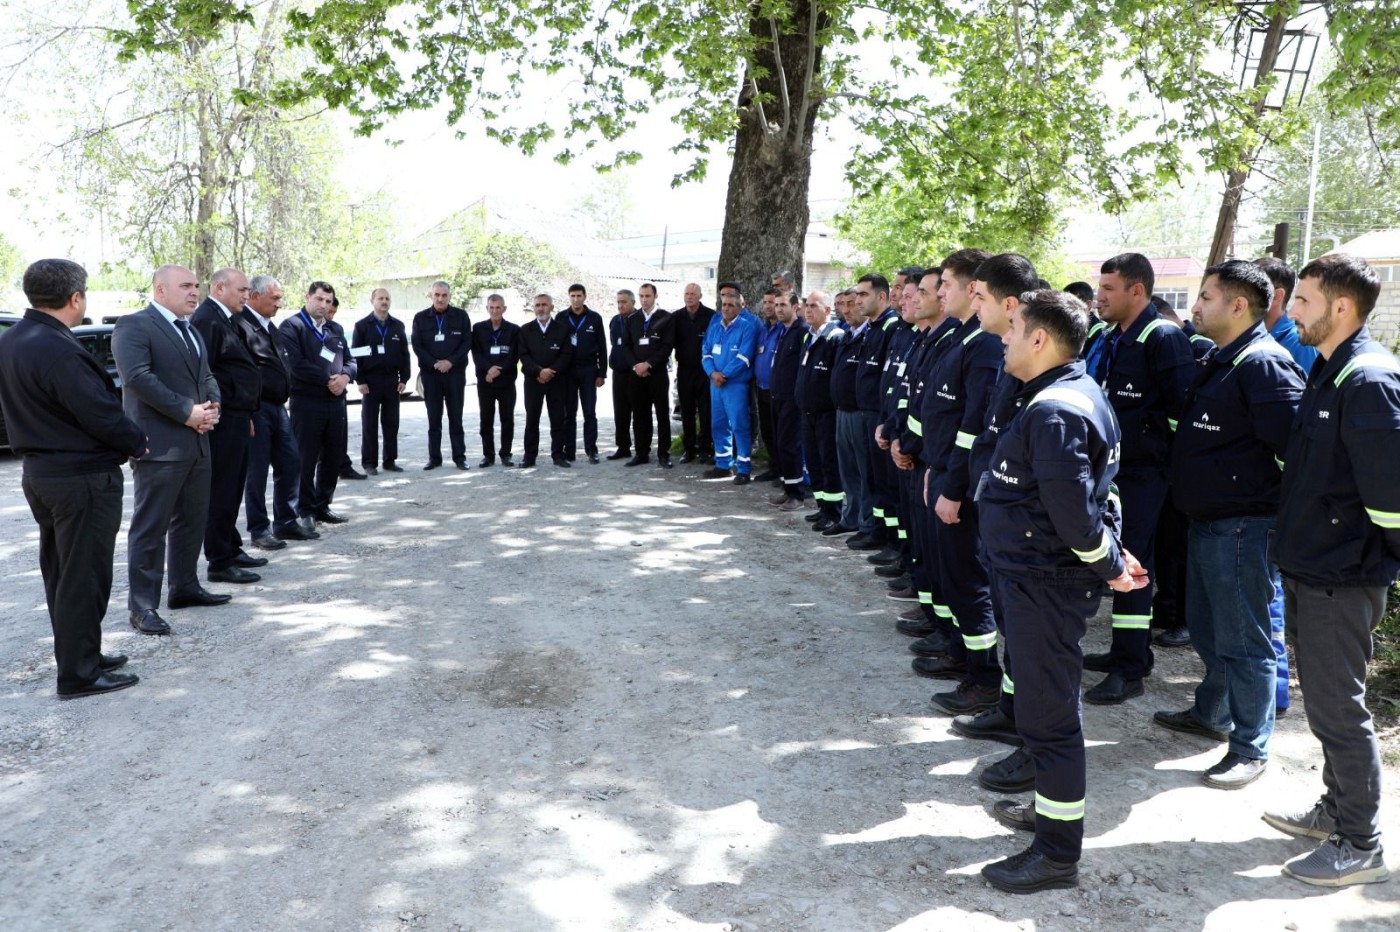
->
[[2, 401, 1398, 931]]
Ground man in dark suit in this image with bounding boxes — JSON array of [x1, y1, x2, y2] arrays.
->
[[281, 281, 352, 530], [325, 297, 364, 480], [113, 264, 225, 636], [518, 293, 574, 468], [241, 275, 310, 546], [622, 282, 675, 467], [560, 283, 608, 464], [410, 281, 472, 469], [470, 293, 520, 467], [670, 282, 715, 462], [606, 289, 638, 460], [0, 259, 147, 698], [192, 267, 265, 583], [351, 287, 411, 474]]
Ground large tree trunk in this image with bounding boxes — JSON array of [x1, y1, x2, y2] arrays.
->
[[717, 4, 828, 303]]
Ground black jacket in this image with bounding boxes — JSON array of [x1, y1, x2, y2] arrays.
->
[[351, 313, 412, 385], [622, 309, 675, 374], [561, 307, 608, 373], [768, 318, 810, 399], [672, 304, 716, 370], [410, 305, 472, 372], [795, 321, 845, 414], [0, 310, 145, 475], [608, 312, 634, 372], [191, 297, 262, 414], [854, 308, 901, 413], [239, 307, 292, 406], [472, 319, 521, 383], [1095, 305, 1194, 470], [518, 316, 574, 380], [917, 315, 1003, 502], [280, 309, 354, 399]]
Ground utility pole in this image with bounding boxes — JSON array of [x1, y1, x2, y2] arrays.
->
[[1302, 120, 1322, 262]]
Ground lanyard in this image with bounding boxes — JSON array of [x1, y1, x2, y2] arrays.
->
[[300, 309, 328, 345], [491, 326, 505, 346], [374, 318, 389, 342], [434, 312, 447, 335], [567, 312, 587, 334]]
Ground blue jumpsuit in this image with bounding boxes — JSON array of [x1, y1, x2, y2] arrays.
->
[[702, 312, 761, 476]]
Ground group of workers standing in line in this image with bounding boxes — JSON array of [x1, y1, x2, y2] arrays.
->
[[0, 248, 1396, 897]]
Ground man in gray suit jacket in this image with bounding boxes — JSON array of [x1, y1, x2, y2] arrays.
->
[[113, 265, 225, 636]]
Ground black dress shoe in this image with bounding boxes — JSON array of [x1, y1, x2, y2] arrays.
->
[[885, 575, 912, 590], [908, 635, 949, 657], [587, 453, 601, 464], [339, 466, 367, 480], [678, 451, 697, 464], [821, 523, 856, 537], [658, 454, 673, 469], [552, 456, 573, 468], [130, 609, 172, 635], [804, 510, 822, 523], [519, 458, 537, 469], [455, 460, 469, 470], [931, 682, 1000, 716], [208, 566, 261, 584], [754, 470, 779, 482], [953, 707, 1023, 746], [846, 533, 881, 551], [625, 454, 650, 466], [980, 748, 1036, 791], [99, 653, 129, 671], [499, 455, 514, 467], [1083, 650, 1153, 678], [479, 457, 495, 468], [1084, 672, 1144, 705], [874, 562, 906, 579], [812, 517, 835, 533], [990, 798, 1037, 831], [365, 465, 379, 476], [913, 655, 968, 680], [1154, 625, 1192, 648], [167, 588, 232, 609], [981, 846, 1078, 894], [423, 461, 442, 471], [867, 548, 902, 565], [733, 474, 751, 485], [314, 509, 348, 524], [58, 670, 139, 700], [251, 535, 286, 551], [607, 450, 632, 461], [1153, 708, 1230, 742], [233, 553, 269, 568], [383, 463, 404, 472], [273, 523, 318, 541], [701, 467, 731, 479]]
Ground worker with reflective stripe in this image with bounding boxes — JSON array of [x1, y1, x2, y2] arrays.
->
[[701, 289, 761, 481], [919, 248, 1002, 716], [1265, 254, 1400, 888], [795, 291, 844, 529], [872, 276, 920, 558], [849, 274, 902, 551], [1083, 252, 1194, 704], [1155, 261, 1304, 790], [978, 291, 1147, 894]]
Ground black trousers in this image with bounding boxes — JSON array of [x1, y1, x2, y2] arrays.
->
[[563, 365, 600, 458], [477, 378, 517, 458], [611, 370, 634, 453], [22, 469, 124, 691], [629, 369, 671, 457], [676, 367, 712, 455], [523, 377, 568, 460], [205, 411, 252, 570], [801, 409, 840, 515], [755, 385, 776, 459], [1106, 466, 1169, 680], [421, 367, 467, 464], [129, 456, 211, 611], [360, 377, 402, 467], [1151, 497, 1189, 630], [289, 394, 342, 516], [771, 394, 805, 496]]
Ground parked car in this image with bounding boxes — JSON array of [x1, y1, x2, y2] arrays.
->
[[0, 320, 118, 450]]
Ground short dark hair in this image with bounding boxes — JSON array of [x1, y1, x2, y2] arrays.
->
[[918, 267, 943, 283], [1204, 259, 1273, 322], [23, 259, 87, 310], [763, 286, 781, 297], [898, 266, 925, 283], [568, 283, 586, 296], [1253, 256, 1297, 305], [856, 273, 890, 297], [1298, 253, 1382, 319], [639, 282, 657, 295], [307, 280, 335, 297], [974, 254, 1039, 302], [1020, 289, 1090, 357], [941, 248, 993, 284], [1101, 253, 1155, 296], [1063, 281, 1096, 306], [717, 280, 742, 295], [331, 294, 340, 308], [1150, 294, 1178, 322]]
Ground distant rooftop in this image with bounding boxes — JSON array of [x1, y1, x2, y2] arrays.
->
[[1335, 228, 1400, 263]]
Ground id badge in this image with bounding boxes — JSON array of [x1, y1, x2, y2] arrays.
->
[[639, 337, 650, 346], [491, 345, 506, 355], [319, 346, 336, 361], [434, 333, 445, 342], [349, 345, 372, 358], [711, 343, 722, 356], [570, 335, 578, 346]]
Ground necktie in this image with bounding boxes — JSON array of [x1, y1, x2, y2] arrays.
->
[[174, 318, 199, 360]]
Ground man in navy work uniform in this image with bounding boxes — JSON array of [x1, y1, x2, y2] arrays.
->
[[560, 283, 608, 464], [351, 288, 411, 475], [1263, 253, 1399, 888], [0, 259, 147, 699], [978, 290, 1148, 894], [411, 281, 471, 469], [606, 289, 637, 461], [471, 293, 520, 467], [1083, 253, 1194, 704], [765, 290, 811, 510], [1154, 260, 1303, 790], [518, 293, 575, 468], [796, 290, 844, 529]]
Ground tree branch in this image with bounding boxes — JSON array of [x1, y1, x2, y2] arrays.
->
[[767, 17, 791, 137], [791, 0, 821, 148]]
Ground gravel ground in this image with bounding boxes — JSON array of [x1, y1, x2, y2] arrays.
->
[[1, 399, 1398, 931]]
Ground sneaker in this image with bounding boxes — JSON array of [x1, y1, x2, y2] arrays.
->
[[1203, 751, 1267, 790], [1153, 708, 1230, 743], [931, 681, 1000, 716], [979, 747, 1036, 792], [1262, 801, 1337, 840], [981, 845, 1078, 894], [1283, 834, 1390, 887], [990, 799, 1036, 832]]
